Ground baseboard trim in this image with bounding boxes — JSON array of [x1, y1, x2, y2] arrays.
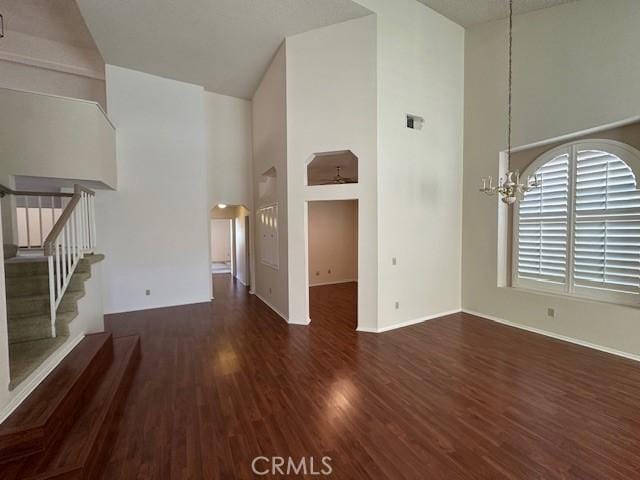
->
[[0, 333, 85, 423], [355, 326, 378, 333], [309, 279, 357, 287], [105, 298, 212, 315], [254, 292, 288, 323], [462, 309, 640, 363], [358, 309, 460, 334], [289, 318, 311, 326]]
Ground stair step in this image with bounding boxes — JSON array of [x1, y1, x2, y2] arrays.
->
[[7, 291, 84, 319], [0, 335, 141, 480], [8, 337, 69, 391], [4, 257, 98, 279], [8, 312, 79, 345], [6, 273, 90, 299], [0, 333, 113, 463]]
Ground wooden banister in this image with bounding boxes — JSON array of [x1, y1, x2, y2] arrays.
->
[[43, 185, 96, 256], [43, 195, 81, 256]]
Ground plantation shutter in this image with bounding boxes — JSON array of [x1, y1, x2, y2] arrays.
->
[[573, 149, 640, 293], [517, 153, 570, 284]]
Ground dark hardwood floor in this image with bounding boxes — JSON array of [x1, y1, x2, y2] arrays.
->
[[101, 274, 640, 479], [309, 281, 357, 330]]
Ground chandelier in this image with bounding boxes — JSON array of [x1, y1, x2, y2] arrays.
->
[[480, 171, 540, 205], [480, 0, 541, 205]]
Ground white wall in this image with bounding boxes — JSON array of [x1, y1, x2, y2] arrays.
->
[[0, 0, 106, 108], [355, 0, 465, 329], [463, 0, 640, 355], [204, 92, 253, 208], [252, 45, 289, 319], [0, 87, 116, 245], [308, 200, 358, 286], [0, 61, 106, 108], [286, 15, 377, 328], [0, 88, 116, 188], [97, 65, 211, 314], [211, 219, 232, 262]]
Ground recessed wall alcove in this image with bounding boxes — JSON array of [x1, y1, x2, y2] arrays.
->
[[258, 166, 278, 202], [306, 150, 358, 186]]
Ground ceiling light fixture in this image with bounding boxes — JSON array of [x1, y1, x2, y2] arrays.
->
[[217, 203, 227, 209], [479, 0, 540, 205]]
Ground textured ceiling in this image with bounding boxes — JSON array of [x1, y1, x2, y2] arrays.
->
[[416, 0, 579, 27], [75, 0, 371, 99], [0, 0, 98, 48]]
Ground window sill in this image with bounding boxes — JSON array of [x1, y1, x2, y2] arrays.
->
[[503, 285, 640, 310]]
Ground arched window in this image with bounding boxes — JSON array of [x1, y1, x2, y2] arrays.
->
[[514, 140, 640, 306]]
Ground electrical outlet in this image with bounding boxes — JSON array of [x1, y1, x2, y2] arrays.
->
[[145, 289, 151, 296], [547, 308, 555, 318], [392, 257, 397, 266], [395, 301, 400, 310], [269, 287, 272, 295]]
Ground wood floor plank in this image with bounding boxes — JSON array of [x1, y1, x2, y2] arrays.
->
[[99, 276, 640, 479]]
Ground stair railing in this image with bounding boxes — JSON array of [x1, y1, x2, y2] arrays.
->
[[0, 185, 73, 249], [43, 185, 97, 336]]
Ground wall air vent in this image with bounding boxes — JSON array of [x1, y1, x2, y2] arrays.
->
[[406, 114, 424, 130]]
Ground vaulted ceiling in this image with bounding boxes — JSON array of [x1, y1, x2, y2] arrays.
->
[[1, 0, 98, 49], [416, 0, 579, 27], [76, 0, 371, 99]]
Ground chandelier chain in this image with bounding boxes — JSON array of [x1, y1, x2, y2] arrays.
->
[[508, 0, 513, 161], [479, 0, 542, 205]]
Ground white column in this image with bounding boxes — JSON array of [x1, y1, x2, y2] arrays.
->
[[0, 200, 11, 408]]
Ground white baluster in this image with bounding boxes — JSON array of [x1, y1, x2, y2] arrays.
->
[[67, 223, 72, 273], [38, 196, 43, 247], [90, 195, 96, 250], [25, 196, 31, 248], [61, 226, 67, 281], [80, 193, 84, 251], [82, 192, 91, 250], [71, 207, 77, 264], [56, 238, 62, 298], [48, 256, 56, 336], [51, 197, 55, 233]]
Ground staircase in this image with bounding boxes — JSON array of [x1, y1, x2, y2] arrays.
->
[[0, 332, 140, 479], [5, 255, 105, 389], [0, 181, 140, 478]]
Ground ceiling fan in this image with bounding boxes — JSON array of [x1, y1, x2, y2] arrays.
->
[[314, 166, 357, 185]]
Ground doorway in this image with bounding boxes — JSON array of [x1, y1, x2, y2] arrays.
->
[[211, 218, 233, 274], [307, 200, 358, 329], [210, 205, 252, 299]]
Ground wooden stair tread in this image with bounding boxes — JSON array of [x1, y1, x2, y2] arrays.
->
[[3, 335, 141, 480], [0, 333, 113, 462]]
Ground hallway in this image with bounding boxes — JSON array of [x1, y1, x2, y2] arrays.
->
[[101, 275, 640, 479]]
